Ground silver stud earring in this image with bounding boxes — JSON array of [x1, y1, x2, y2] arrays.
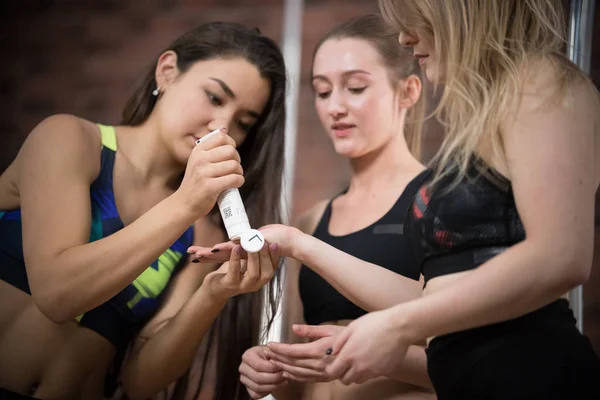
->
[[152, 87, 160, 96]]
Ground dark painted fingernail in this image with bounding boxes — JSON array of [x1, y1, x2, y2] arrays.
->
[[325, 347, 333, 355], [191, 259, 200, 263], [211, 249, 220, 253]]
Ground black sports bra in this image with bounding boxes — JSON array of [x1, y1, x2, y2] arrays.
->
[[298, 170, 430, 326], [405, 161, 526, 285]]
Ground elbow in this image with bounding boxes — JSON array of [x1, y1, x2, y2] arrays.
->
[[30, 287, 77, 324], [564, 257, 592, 287], [547, 245, 593, 290]]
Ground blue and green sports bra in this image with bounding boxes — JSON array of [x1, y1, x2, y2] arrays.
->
[[0, 124, 195, 348]]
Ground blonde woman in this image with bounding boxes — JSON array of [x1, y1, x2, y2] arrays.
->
[[316, 0, 600, 398]]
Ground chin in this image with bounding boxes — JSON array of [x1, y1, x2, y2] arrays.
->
[[333, 143, 360, 158], [425, 67, 444, 85]]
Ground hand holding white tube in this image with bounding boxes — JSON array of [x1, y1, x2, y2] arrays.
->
[[196, 129, 265, 253]]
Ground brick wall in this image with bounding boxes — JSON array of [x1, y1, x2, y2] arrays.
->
[[0, 0, 284, 172]]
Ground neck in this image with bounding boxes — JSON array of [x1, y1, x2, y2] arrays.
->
[[347, 132, 422, 195], [116, 120, 186, 189]]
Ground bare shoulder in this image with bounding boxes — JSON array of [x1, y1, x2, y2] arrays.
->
[[23, 114, 100, 150], [15, 114, 103, 183], [519, 57, 599, 117], [293, 199, 329, 235], [501, 57, 599, 182]]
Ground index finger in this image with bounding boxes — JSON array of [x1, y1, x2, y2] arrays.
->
[[267, 341, 324, 359], [196, 130, 236, 150]]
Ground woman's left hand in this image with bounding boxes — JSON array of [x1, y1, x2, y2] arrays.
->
[[202, 242, 280, 300], [325, 309, 411, 385]]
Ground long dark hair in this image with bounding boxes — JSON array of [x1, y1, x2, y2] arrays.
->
[[121, 22, 286, 400], [312, 14, 424, 159]]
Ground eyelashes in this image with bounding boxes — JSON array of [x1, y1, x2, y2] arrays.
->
[[315, 86, 368, 99]]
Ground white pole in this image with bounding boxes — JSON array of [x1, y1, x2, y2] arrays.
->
[[567, 0, 595, 334], [260, 1, 304, 399]]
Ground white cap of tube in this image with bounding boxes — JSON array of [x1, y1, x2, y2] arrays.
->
[[239, 229, 265, 253], [196, 128, 222, 145]]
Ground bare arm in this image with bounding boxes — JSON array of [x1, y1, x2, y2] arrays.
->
[[389, 66, 598, 343], [287, 229, 422, 312], [384, 344, 431, 388], [18, 115, 242, 322]]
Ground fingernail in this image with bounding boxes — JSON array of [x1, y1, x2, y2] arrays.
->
[[325, 347, 333, 355], [270, 243, 279, 253], [186, 250, 195, 254], [234, 245, 242, 255], [282, 373, 290, 379], [211, 248, 220, 253]]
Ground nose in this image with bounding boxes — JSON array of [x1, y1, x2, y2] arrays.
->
[[327, 90, 347, 118], [398, 32, 418, 47], [207, 117, 232, 134]]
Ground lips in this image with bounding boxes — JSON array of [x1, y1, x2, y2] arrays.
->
[[413, 53, 429, 66], [331, 123, 355, 130], [331, 123, 355, 138]]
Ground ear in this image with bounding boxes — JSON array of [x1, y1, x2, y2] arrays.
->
[[155, 50, 180, 90], [396, 74, 422, 109]]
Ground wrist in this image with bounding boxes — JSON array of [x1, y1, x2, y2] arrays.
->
[[169, 190, 206, 221], [389, 302, 426, 344], [197, 277, 232, 306], [290, 227, 311, 261]]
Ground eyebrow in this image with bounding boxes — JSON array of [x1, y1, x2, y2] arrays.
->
[[210, 77, 260, 119], [210, 77, 236, 99], [311, 69, 372, 82]]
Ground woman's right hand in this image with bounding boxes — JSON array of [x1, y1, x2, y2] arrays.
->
[[239, 345, 288, 399], [176, 128, 245, 217]]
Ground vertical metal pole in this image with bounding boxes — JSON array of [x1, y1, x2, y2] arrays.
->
[[567, 0, 595, 334], [260, 1, 304, 398]]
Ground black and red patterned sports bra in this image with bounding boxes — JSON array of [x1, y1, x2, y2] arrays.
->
[[405, 160, 526, 285]]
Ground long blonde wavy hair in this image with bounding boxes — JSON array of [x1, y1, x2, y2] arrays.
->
[[379, 0, 599, 187]]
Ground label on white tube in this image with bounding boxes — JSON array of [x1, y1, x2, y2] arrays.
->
[[217, 188, 251, 240]]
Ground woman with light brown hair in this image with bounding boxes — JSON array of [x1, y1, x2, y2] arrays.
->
[[192, 14, 435, 400]]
